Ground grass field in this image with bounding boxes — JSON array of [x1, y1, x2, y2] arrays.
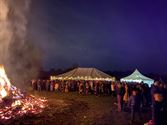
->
[[4, 90, 151, 125]]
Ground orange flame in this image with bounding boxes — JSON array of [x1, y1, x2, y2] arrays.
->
[[0, 65, 11, 98], [0, 65, 47, 121]]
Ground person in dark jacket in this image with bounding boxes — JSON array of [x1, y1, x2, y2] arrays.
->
[[151, 81, 162, 125], [37, 79, 42, 91], [45, 80, 50, 91], [152, 92, 165, 125], [128, 89, 142, 124], [116, 82, 125, 112], [151, 81, 160, 104]]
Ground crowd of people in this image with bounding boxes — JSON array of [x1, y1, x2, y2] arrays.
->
[[115, 81, 167, 125], [31, 80, 112, 95], [31, 80, 167, 125]]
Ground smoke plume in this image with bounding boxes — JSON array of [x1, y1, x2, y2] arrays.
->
[[0, 0, 42, 88]]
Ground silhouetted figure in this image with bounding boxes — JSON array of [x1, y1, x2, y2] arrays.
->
[[128, 89, 142, 124], [116, 82, 125, 112]]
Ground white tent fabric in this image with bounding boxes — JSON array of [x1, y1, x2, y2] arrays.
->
[[51, 67, 115, 81], [120, 69, 154, 86]]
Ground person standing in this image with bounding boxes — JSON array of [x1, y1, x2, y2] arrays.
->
[[37, 79, 42, 91], [116, 82, 125, 112], [111, 82, 115, 97], [151, 81, 160, 104], [50, 81, 54, 92], [99, 82, 104, 95], [152, 92, 164, 125], [65, 82, 69, 93], [128, 89, 142, 124], [31, 80, 37, 90], [54, 81, 59, 92], [123, 83, 129, 108], [85, 82, 89, 95], [90, 81, 94, 94], [45, 80, 50, 91], [94, 82, 98, 96], [79, 82, 84, 94]]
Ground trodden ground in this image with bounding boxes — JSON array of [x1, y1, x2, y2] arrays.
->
[[4, 91, 151, 125]]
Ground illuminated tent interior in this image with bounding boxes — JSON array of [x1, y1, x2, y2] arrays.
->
[[120, 69, 154, 86], [50, 67, 115, 81]]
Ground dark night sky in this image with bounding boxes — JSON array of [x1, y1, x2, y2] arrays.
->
[[29, 0, 167, 74]]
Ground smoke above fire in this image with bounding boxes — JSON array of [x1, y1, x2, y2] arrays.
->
[[0, 0, 42, 88]]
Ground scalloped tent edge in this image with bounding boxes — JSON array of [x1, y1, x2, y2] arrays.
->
[[50, 67, 115, 81]]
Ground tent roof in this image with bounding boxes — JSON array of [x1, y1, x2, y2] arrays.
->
[[51, 67, 115, 81], [120, 69, 154, 83]]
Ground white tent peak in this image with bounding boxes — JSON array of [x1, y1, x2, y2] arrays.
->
[[133, 69, 143, 76], [134, 69, 139, 72]]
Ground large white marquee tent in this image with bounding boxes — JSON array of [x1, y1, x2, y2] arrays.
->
[[50, 67, 115, 81], [120, 69, 154, 87]]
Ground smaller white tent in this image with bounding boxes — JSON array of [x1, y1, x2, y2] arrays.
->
[[120, 69, 154, 87]]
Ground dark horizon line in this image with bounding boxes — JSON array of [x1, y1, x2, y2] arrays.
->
[[41, 66, 167, 76]]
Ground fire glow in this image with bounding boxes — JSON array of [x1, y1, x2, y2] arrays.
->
[[0, 65, 47, 121]]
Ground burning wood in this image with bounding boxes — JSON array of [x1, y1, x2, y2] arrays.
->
[[0, 65, 47, 122]]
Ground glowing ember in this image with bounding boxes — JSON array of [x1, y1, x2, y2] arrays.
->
[[11, 100, 21, 107], [0, 65, 47, 122]]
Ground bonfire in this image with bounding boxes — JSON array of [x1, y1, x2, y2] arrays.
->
[[0, 65, 47, 121]]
